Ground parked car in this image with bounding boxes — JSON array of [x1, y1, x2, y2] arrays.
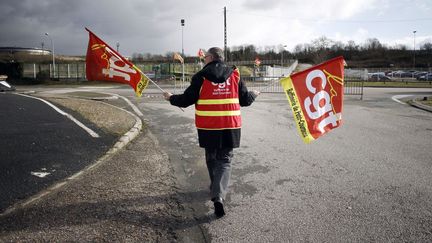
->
[[413, 71, 428, 78], [387, 70, 403, 78], [368, 73, 392, 81], [400, 71, 417, 78], [417, 73, 432, 81]]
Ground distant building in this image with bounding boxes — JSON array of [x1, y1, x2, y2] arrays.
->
[[0, 47, 85, 63], [0, 47, 52, 63]]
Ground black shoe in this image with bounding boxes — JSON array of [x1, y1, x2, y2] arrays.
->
[[213, 197, 225, 218]]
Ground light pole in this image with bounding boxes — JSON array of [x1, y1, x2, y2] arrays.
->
[[181, 19, 185, 89], [45, 33, 55, 78], [281, 45, 287, 66], [181, 19, 185, 57], [413, 30, 417, 68]]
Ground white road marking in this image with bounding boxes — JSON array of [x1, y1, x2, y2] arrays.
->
[[120, 96, 144, 117], [31, 172, 51, 178], [0, 93, 144, 218], [0, 81, 11, 88], [391, 95, 413, 105], [16, 93, 100, 138], [101, 92, 144, 117]]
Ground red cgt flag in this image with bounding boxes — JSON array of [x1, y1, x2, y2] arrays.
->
[[85, 28, 149, 97], [280, 56, 345, 144]]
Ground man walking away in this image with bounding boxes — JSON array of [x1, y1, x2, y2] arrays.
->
[[164, 47, 259, 218]]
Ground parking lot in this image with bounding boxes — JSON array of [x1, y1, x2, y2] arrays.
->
[[368, 70, 432, 82]]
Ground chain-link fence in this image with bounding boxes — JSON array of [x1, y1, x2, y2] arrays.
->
[[243, 67, 365, 99], [20, 62, 365, 99], [22, 63, 86, 80]]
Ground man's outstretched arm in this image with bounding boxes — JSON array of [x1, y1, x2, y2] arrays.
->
[[164, 75, 203, 108]]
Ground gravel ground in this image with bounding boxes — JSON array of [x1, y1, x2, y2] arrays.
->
[[0, 93, 188, 242]]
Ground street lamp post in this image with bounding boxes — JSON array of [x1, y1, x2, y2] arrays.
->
[[181, 19, 185, 89], [281, 45, 287, 66], [45, 33, 55, 78], [181, 19, 185, 57], [413, 30, 417, 68]]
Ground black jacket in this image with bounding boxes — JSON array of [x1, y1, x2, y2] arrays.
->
[[169, 60, 257, 148]]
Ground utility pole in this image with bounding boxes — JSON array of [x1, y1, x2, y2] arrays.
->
[[181, 19, 185, 90], [181, 19, 185, 57], [413, 30, 417, 68], [224, 6, 227, 61], [281, 45, 287, 66], [45, 33, 55, 78]]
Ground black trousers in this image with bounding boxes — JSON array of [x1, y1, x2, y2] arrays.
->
[[204, 147, 233, 200]]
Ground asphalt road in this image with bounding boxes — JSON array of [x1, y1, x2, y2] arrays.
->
[[0, 93, 115, 213], [10, 85, 431, 242], [127, 87, 432, 242]]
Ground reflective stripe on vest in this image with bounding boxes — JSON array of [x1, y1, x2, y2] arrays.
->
[[195, 110, 241, 116], [197, 98, 239, 105], [195, 69, 241, 130]]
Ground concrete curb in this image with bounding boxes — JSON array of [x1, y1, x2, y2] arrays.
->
[[0, 95, 143, 217], [410, 98, 432, 113], [103, 102, 143, 152]]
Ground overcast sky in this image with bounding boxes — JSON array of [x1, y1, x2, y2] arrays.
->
[[1, 0, 431, 56]]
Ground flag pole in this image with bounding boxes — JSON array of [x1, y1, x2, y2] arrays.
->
[[136, 68, 184, 112], [182, 62, 185, 90], [135, 68, 165, 93]]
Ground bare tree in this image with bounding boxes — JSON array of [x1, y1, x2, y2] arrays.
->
[[421, 41, 432, 51], [311, 36, 334, 63], [345, 40, 359, 51], [363, 38, 383, 51]]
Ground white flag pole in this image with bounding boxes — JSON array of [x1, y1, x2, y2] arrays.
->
[[136, 68, 184, 112]]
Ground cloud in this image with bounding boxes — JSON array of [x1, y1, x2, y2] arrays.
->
[[226, 0, 379, 51], [242, 0, 282, 11], [274, 0, 378, 19], [382, 34, 432, 49], [0, 0, 430, 56]]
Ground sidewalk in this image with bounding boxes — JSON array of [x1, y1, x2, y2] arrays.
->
[[0, 91, 204, 242]]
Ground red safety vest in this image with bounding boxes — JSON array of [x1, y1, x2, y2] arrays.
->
[[195, 69, 241, 130]]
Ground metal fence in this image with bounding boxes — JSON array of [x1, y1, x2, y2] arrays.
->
[[21, 62, 365, 99], [344, 69, 366, 99], [22, 63, 86, 80], [344, 80, 364, 99], [243, 77, 364, 99], [243, 77, 283, 93], [226, 59, 296, 66], [243, 68, 365, 99]]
